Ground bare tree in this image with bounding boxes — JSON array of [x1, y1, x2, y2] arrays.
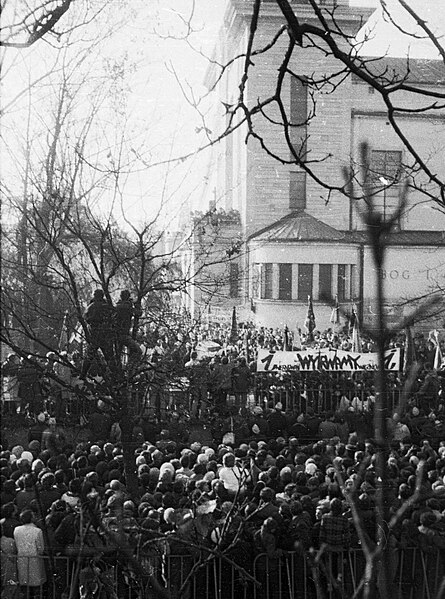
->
[[0, 0, 107, 48]]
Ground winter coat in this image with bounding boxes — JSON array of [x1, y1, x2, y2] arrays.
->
[[13, 523, 46, 587]]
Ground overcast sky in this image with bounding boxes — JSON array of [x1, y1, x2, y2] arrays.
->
[[1, 0, 443, 230]]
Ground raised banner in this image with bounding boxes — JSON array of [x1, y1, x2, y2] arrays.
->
[[257, 348, 401, 372]]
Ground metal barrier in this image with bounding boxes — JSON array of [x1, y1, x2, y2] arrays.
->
[[253, 371, 402, 415], [1, 369, 403, 425], [251, 547, 444, 599], [2, 547, 442, 599]]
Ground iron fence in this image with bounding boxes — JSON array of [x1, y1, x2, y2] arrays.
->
[[2, 547, 442, 599]]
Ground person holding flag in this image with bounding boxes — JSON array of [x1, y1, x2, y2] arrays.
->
[[304, 296, 316, 343]]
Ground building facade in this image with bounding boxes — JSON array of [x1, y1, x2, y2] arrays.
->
[[183, 0, 445, 330]]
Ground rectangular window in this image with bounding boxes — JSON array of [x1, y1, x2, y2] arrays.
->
[[319, 264, 333, 301], [370, 150, 401, 181], [261, 263, 273, 299], [251, 263, 260, 299], [229, 263, 239, 298], [298, 264, 313, 300], [350, 264, 357, 299], [370, 149, 402, 224], [338, 264, 346, 301], [289, 170, 307, 210], [290, 76, 308, 160], [279, 264, 292, 300]]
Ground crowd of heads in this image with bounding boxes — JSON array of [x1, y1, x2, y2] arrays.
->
[[1, 410, 445, 570]]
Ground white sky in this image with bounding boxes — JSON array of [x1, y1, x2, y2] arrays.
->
[[1, 0, 444, 231], [355, 0, 445, 59]]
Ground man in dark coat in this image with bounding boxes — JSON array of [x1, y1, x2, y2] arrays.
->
[[114, 289, 142, 367], [249, 406, 269, 441], [82, 289, 115, 375], [17, 357, 44, 415], [267, 403, 287, 438], [231, 357, 252, 412]]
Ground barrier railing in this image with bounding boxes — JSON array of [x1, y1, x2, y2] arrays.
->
[[2, 547, 442, 599], [1, 370, 403, 424]]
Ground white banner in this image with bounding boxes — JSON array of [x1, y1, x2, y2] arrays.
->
[[257, 348, 401, 372]]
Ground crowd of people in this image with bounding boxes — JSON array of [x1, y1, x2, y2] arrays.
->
[[1, 313, 445, 597], [2, 314, 444, 426], [1, 397, 445, 598]]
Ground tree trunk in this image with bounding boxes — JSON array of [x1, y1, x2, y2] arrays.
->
[[119, 407, 140, 500]]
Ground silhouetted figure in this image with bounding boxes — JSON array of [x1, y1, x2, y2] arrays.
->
[[114, 289, 142, 368], [82, 289, 115, 376]]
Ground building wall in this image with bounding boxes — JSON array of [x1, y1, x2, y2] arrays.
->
[[220, 2, 445, 239], [252, 300, 340, 331], [363, 245, 445, 318], [195, 1, 445, 329]]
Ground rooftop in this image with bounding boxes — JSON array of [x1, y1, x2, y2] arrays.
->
[[249, 210, 445, 245], [352, 57, 445, 86]]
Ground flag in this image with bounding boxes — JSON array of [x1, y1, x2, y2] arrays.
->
[[434, 343, 443, 370], [294, 327, 302, 350], [304, 296, 316, 341], [284, 325, 291, 351], [427, 329, 444, 370], [428, 329, 439, 347], [244, 328, 250, 362], [229, 306, 238, 344], [330, 295, 340, 326], [348, 305, 355, 337], [351, 306, 362, 352], [403, 326, 416, 375]]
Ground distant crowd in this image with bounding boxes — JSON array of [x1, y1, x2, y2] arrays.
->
[[2, 317, 444, 426]]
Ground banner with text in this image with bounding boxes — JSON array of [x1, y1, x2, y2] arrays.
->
[[257, 348, 401, 372]]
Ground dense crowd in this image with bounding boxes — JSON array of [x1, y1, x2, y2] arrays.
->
[[1, 400, 445, 598], [1, 312, 445, 597]]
